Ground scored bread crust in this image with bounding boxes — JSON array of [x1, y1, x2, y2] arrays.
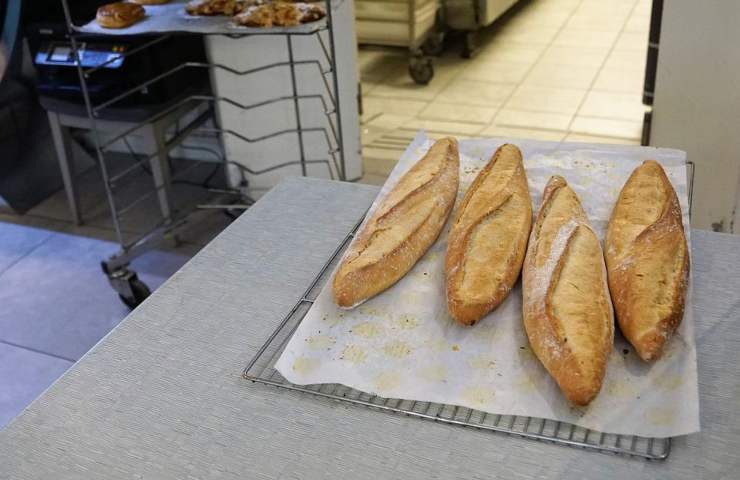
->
[[128, 0, 170, 5], [96, 2, 145, 28], [605, 160, 689, 362], [332, 137, 460, 308], [522, 176, 614, 406], [445, 144, 532, 325]]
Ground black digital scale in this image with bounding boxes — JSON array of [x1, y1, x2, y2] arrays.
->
[[25, 1, 209, 121], [35, 41, 127, 69]]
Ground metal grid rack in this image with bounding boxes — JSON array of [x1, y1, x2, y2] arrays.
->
[[244, 214, 672, 461], [59, 0, 346, 307]]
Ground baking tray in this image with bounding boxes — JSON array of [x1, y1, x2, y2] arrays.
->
[[74, 0, 328, 36], [244, 214, 673, 461]]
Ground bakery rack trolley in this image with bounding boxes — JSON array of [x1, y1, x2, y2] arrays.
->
[[58, 0, 347, 308], [245, 163, 696, 461], [355, 0, 445, 84]]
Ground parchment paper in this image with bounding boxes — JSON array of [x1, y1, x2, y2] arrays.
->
[[275, 132, 699, 438], [76, 0, 326, 35]]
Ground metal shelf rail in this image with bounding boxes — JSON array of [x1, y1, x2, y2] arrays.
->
[[59, 0, 346, 307]]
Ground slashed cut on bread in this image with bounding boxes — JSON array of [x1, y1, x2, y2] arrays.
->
[[605, 160, 689, 361], [445, 144, 532, 325], [333, 137, 460, 308], [522, 176, 614, 406]]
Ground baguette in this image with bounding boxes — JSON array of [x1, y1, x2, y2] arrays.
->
[[332, 137, 460, 308], [445, 144, 532, 325], [522, 176, 614, 406], [605, 160, 689, 361]]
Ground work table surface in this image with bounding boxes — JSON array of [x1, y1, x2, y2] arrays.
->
[[1, 177, 738, 479]]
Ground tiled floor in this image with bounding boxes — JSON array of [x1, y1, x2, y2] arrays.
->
[[0, 157, 234, 430], [359, 0, 651, 178]]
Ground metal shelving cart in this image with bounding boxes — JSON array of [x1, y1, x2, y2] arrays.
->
[[355, 0, 445, 84], [59, 0, 346, 308]]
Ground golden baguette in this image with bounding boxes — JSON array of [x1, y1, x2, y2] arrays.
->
[[445, 144, 532, 325], [605, 160, 689, 361], [522, 176, 614, 406], [332, 137, 460, 308]]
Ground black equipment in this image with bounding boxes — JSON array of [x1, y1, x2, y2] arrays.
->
[[26, 0, 210, 121]]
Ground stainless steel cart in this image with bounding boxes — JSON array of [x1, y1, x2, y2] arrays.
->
[[445, 0, 520, 57], [355, 0, 445, 84], [59, 0, 346, 308]]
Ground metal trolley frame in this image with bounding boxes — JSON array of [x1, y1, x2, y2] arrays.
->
[[59, 0, 347, 308]]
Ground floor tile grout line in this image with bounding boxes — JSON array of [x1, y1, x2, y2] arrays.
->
[[417, 0, 585, 136], [0, 233, 55, 279], [565, 0, 643, 132], [493, 0, 586, 130], [0, 339, 76, 364]]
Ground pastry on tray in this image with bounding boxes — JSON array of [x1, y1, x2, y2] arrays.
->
[[605, 160, 689, 362], [186, 0, 253, 16], [522, 176, 614, 406], [96, 2, 146, 29], [128, 0, 170, 5], [233, 2, 326, 27]]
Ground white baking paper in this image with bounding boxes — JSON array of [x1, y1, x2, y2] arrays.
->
[[275, 132, 699, 438], [76, 0, 327, 36]]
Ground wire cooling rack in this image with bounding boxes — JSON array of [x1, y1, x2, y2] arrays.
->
[[244, 213, 672, 461]]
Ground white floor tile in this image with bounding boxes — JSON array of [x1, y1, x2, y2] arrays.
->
[[538, 45, 610, 67], [479, 125, 567, 141], [418, 103, 498, 125], [614, 31, 650, 51], [624, 13, 650, 33], [592, 67, 646, 93], [404, 119, 485, 136], [570, 116, 644, 140], [459, 60, 531, 84], [578, 91, 647, 122], [495, 25, 561, 45], [552, 29, 620, 49], [436, 80, 516, 108], [524, 63, 601, 89], [477, 41, 545, 65], [506, 85, 587, 115], [362, 97, 429, 118], [564, 133, 641, 145], [494, 109, 573, 131], [603, 49, 648, 71]]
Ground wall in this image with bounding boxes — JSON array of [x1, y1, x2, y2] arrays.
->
[[650, 0, 740, 232]]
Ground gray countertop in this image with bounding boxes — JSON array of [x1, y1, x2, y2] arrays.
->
[[1, 177, 739, 479]]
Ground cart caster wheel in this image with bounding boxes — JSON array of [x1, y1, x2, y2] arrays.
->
[[118, 278, 151, 310], [422, 33, 445, 56], [461, 31, 480, 59], [101, 262, 152, 310], [409, 57, 434, 85]]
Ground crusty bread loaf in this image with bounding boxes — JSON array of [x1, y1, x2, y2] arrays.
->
[[522, 176, 614, 406], [96, 2, 145, 28], [129, 0, 170, 5], [445, 144, 532, 325], [333, 137, 460, 308], [605, 160, 689, 361]]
